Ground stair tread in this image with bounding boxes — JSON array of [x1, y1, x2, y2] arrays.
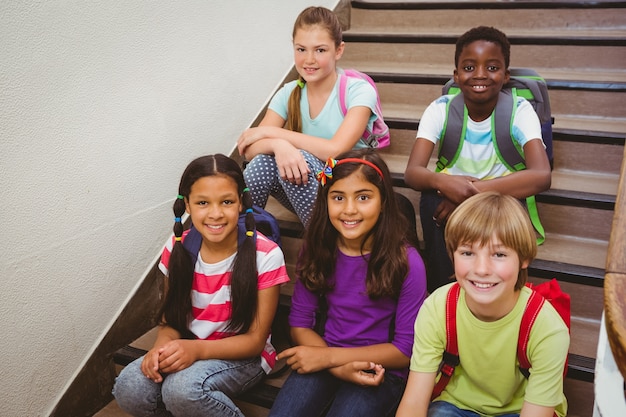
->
[[379, 153, 620, 198], [340, 62, 626, 84]]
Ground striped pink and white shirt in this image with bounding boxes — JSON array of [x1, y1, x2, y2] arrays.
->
[[159, 230, 289, 373]]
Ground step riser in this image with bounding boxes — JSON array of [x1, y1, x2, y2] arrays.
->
[[350, 8, 626, 33], [342, 43, 626, 75], [377, 83, 626, 120]]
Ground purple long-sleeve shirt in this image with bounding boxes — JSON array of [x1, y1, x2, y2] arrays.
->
[[289, 246, 428, 379]]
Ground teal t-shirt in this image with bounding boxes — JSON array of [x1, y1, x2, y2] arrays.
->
[[268, 70, 378, 149]]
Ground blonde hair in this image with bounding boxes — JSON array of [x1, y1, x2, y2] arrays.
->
[[286, 7, 343, 133], [444, 192, 537, 290]]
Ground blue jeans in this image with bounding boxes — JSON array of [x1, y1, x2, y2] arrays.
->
[[112, 355, 264, 417], [268, 370, 405, 417], [428, 401, 520, 417]]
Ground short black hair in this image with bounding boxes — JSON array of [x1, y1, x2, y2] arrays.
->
[[455, 26, 511, 69]]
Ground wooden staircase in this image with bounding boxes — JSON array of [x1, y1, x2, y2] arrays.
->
[[95, 1, 626, 416]]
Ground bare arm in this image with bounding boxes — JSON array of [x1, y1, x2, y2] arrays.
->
[[238, 106, 371, 161], [395, 371, 436, 417], [156, 285, 280, 374], [278, 337, 408, 374], [520, 401, 556, 417], [404, 138, 479, 204]]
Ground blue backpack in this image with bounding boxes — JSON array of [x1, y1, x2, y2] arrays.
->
[[182, 205, 282, 264]]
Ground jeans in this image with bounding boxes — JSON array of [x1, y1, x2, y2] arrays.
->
[[428, 401, 520, 417], [268, 370, 405, 417], [112, 355, 264, 417], [420, 190, 455, 293]]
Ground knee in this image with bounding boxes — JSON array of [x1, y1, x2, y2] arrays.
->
[[112, 364, 148, 411]]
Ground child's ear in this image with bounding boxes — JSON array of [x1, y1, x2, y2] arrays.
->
[[335, 41, 345, 60], [521, 259, 530, 269], [453, 69, 459, 84], [184, 198, 190, 214], [504, 68, 511, 84]]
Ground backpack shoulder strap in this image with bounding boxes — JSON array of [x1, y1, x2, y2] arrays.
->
[[338, 70, 349, 116], [517, 288, 546, 378], [437, 94, 466, 171], [493, 89, 525, 172], [431, 283, 461, 400], [182, 225, 203, 266]]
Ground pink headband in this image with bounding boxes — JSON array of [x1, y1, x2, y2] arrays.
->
[[316, 157, 384, 186]]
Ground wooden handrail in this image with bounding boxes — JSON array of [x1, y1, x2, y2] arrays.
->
[[604, 145, 626, 378]]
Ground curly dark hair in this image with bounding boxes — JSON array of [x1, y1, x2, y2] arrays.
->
[[455, 26, 510, 69]]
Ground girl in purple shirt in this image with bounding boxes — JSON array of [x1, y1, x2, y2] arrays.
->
[[268, 149, 428, 417]]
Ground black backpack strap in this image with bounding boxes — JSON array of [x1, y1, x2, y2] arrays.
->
[[439, 90, 525, 173], [437, 93, 466, 171], [493, 89, 526, 172]]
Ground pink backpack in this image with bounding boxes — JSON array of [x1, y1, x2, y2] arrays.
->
[[338, 69, 390, 148]]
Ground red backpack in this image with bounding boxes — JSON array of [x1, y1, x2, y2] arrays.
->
[[338, 68, 390, 149], [432, 279, 570, 401]]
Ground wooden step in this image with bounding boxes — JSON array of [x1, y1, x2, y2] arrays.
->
[[375, 81, 626, 122], [349, 4, 626, 35]]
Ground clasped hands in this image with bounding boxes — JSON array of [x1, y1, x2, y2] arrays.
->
[[278, 345, 385, 387], [141, 339, 197, 383]]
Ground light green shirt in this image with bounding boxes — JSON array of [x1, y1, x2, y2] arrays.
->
[[411, 284, 569, 417]]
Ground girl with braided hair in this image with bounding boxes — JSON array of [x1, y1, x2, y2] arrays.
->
[[113, 154, 289, 417]]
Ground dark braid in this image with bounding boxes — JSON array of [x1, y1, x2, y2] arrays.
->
[[227, 188, 258, 333]]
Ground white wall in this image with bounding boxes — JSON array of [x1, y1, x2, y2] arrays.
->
[[0, 1, 336, 415]]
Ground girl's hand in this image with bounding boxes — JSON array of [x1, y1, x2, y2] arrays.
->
[[277, 345, 330, 373], [140, 347, 164, 383], [330, 361, 385, 386], [237, 127, 274, 154], [274, 143, 311, 185], [436, 175, 480, 204], [157, 339, 198, 374]]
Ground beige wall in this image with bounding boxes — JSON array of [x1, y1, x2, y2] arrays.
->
[[0, 1, 336, 415]]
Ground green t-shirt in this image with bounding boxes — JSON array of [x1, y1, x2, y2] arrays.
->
[[411, 284, 569, 417]]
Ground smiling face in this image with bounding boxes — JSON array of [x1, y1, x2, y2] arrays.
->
[[185, 175, 241, 254], [454, 235, 529, 321], [326, 171, 381, 255], [293, 25, 344, 86], [453, 40, 510, 120]]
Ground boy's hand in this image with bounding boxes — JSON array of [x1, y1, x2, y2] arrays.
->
[[433, 197, 458, 226], [277, 345, 330, 373], [330, 361, 385, 386], [437, 175, 480, 204]]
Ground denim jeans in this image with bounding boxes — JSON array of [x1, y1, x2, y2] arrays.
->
[[268, 370, 405, 417], [428, 401, 520, 417], [112, 355, 264, 417], [420, 190, 455, 292]]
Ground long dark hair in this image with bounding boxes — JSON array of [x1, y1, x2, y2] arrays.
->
[[297, 148, 409, 299], [159, 154, 259, 338], [286, 6, 343, 133]]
